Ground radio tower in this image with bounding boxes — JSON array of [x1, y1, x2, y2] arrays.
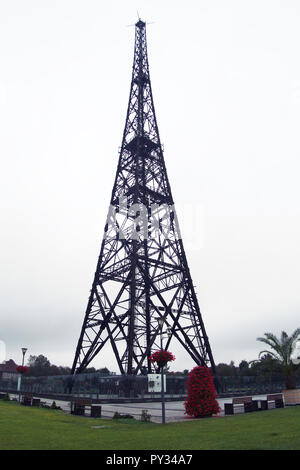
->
[[71, 20, 216, 376]]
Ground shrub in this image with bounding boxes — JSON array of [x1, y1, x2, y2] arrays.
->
[[50, 401, 62, 410], [140, 409, 151, 422], [113, 412, 134, 419]]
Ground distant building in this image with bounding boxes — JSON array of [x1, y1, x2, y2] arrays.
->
[[0, 359, 18, 380]]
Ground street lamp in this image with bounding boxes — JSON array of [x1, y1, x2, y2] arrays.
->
[[156, 317, 171, 424], [21, 348, 27, 365], [18, 347, 28, 403]]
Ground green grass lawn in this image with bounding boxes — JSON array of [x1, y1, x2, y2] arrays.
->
[[0, 400, 300, 450]]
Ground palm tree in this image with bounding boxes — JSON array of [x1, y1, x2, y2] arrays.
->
[[256, 329, 300, 389]]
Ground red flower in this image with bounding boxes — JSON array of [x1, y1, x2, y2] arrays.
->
[[16, 365, 29, 374], [149, 350, 175, 366]]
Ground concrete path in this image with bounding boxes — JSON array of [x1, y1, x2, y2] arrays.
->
[[10, 393, 270, 423]]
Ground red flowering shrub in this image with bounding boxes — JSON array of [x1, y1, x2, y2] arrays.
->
[[16, 366, 29, 374], [149, 350, 175, 367], [184, 366, 221, 418]]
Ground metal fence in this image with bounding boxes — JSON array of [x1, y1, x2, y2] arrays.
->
[[0, 372, 187, 400], [0, 372, 299, 400], [215, 375, 298, 395]]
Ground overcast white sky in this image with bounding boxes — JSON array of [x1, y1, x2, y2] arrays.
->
[[1, 0, 300, 373]]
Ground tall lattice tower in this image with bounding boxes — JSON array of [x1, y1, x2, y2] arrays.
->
[[71, 20, 216, 376]]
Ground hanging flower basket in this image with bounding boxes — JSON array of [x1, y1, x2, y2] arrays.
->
[[149, 350, 175, 368], [16, 366, 29, 374]]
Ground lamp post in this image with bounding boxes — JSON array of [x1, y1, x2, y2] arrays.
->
[[156, 317, 171, 424], [18, 347, 27, 402]]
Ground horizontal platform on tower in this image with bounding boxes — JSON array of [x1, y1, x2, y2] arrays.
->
[[125, 135, 158, 154]]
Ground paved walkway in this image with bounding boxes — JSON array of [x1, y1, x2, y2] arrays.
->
[[85, 394, 268, 423], [11, 393, 269, 423]]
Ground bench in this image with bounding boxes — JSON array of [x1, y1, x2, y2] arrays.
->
[[22, 394, 33, 406], [91, 404, 102, 418], [32, 398, 41, 407], [71, 398, 92, 416], [224, 393, 284, 415], [224, 396, 256, 415], [252, 394, 284, 411], [266, 393, 284, 409], [71, 398, 102, 417]]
